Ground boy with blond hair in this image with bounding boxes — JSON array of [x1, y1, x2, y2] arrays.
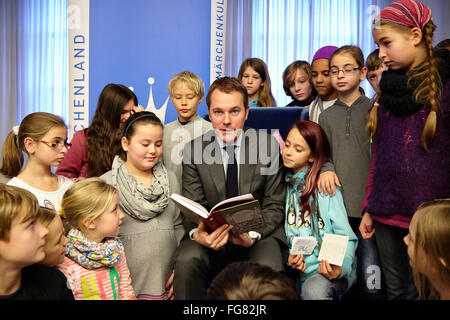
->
[[0, 184, 74, 300], [163, 71, 212, 183]]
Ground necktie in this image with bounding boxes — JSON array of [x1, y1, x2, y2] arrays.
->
[[225, 145, 238, 198]]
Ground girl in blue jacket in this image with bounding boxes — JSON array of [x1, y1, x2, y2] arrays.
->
[[282, 120, 358, 300]]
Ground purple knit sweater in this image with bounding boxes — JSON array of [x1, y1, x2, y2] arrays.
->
[[367, 66, 450, 217]]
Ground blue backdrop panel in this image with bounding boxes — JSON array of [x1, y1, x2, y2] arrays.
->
[[89, 0, 211, 123]]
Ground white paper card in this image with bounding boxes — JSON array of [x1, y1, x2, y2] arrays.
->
[[317, 233, 349, 267], [290, 236, 317, 255]]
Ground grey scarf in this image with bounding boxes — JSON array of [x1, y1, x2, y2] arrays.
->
[[110, 156, 170, 221]]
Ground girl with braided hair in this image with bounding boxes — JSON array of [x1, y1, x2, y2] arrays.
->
[[359, 0, 450, 300]]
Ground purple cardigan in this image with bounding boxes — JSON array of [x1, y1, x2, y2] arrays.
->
[[366, 80, 450, 217]]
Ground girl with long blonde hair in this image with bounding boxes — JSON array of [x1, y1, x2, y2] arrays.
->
[[57, 178, 135, 300], [359, 0, 450, 300], [404, 199, 450, 300]]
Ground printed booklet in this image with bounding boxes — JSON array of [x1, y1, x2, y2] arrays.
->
[[170, 193, 265, 234], [290, 233, 349, 267], [317, 234, 349, 267], [290, 236, 317, 255]]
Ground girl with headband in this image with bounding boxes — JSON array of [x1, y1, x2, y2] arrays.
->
[[101, 111, 185, 300], [359, 0, 450, 300]]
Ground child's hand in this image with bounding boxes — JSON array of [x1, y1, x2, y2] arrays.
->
[[318, 260, 342, 280], [132, 105, 145, 114], [193, 221, 233, 251], [288, 254, 307, 272], [165, 272, 174, 300], [359, 212, 375, 239], [318, 171, 341, 196]]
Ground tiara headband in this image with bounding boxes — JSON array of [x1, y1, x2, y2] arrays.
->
[[122, 112, 158, 137], [375, 0, 432, 29]]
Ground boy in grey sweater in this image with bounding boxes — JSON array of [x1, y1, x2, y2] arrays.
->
[[163, 71, 212, 185]]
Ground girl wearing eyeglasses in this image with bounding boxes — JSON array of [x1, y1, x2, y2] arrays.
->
[[317, 46, 385, 300], [1, 112, 73, 211]]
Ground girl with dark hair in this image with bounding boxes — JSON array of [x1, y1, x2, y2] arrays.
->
[[237, 58, 277, 107], [56, 83, 143, 179], [101, 111, 185, 300], [317, 45, 385, 300], [282, 120, 357, 300]]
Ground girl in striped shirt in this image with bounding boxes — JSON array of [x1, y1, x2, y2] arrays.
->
[[57, 178, 136, 300]]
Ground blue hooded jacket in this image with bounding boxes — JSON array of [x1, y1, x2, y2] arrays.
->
[[284, 166, 358, 289]]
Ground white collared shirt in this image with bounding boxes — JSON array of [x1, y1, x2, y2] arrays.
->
[[189, 129, 261, 241]]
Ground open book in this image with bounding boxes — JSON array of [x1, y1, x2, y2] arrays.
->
[[170, 193, 265, 234]]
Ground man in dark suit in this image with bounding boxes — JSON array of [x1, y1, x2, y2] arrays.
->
[[173, 77, 287, 300]]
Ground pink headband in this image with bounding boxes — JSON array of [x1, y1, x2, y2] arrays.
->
[[376, 0, 432, 29]]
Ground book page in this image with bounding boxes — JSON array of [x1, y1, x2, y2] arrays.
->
[[210, 193, 254, 213], [317, 233, 349, 267], [170, 193, 209, 219]]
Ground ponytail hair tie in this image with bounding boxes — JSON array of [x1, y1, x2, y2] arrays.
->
[[12, 125, 19, 136], [57, 208, 64, 216]]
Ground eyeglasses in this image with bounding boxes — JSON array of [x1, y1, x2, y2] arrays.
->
[[40, 140, 71, 151], [330, 66, 362, 77]]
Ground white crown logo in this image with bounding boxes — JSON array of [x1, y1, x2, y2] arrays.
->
[[129, 77, 169, 124]]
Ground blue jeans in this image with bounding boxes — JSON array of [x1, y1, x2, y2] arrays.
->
[[349, 217, 386, 300], [300, 273, 348, 300]]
